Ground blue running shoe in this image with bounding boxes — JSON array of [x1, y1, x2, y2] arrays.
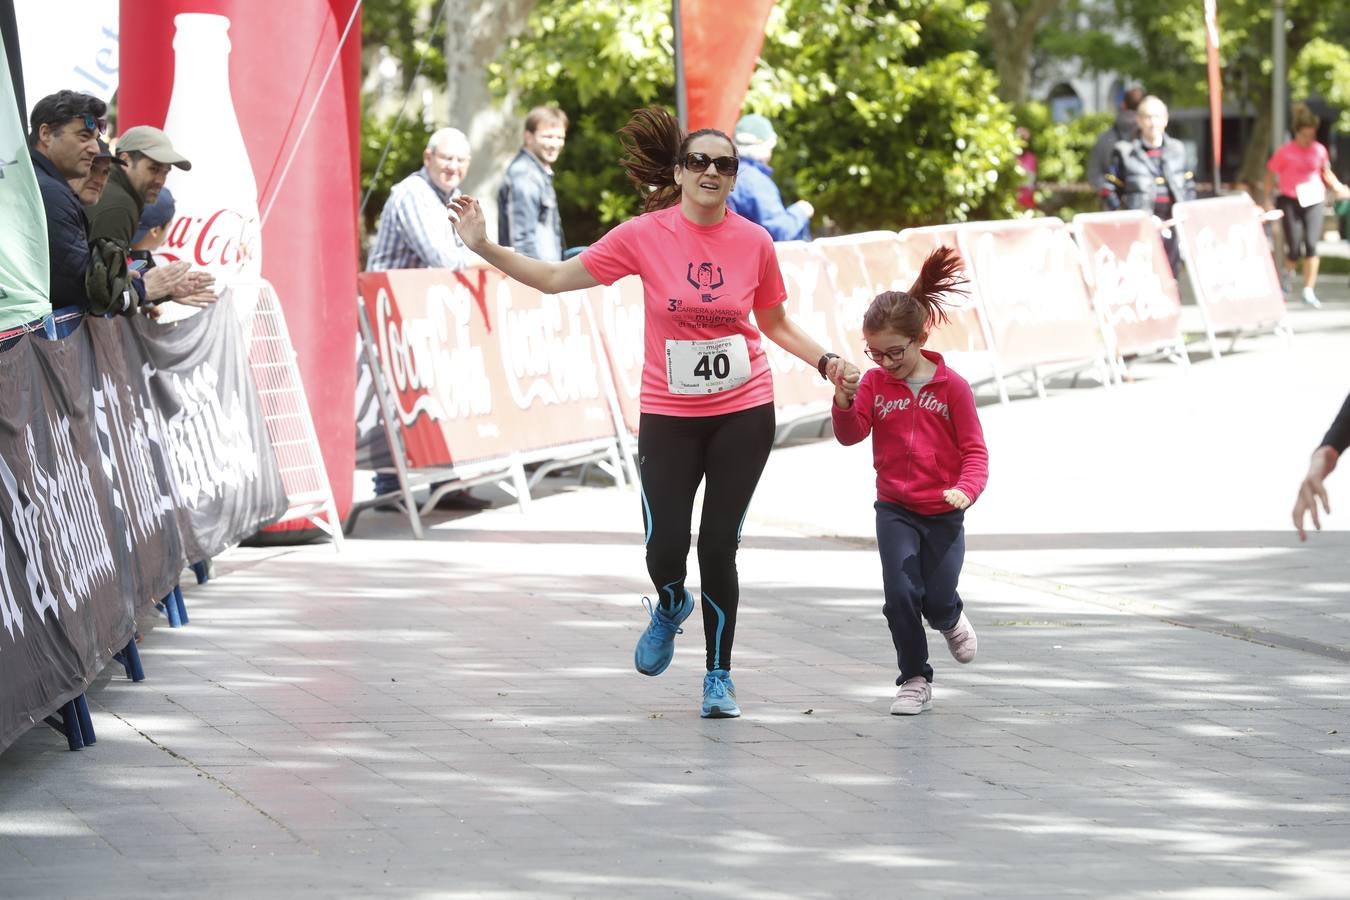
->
[[634, 591, 694, 676], [701, 669, 740, 718]]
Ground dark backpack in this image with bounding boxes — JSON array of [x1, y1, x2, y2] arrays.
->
[[85, 236, 136, 316]]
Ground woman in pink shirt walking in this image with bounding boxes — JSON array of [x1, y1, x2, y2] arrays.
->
[[1263, 105, 1350, 308], [832, 247, 989, 716], [449, 107, 858, 718]]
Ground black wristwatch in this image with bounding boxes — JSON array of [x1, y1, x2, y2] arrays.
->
[[817, 352, 840, 380]]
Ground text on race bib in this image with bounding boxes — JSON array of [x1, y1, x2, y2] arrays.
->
[[665, 336, 751, 395]]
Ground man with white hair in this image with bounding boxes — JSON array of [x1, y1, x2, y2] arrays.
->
[[364, 127, 489, 510], [367, 127, 474, 271], [725, 113, 813, 242]]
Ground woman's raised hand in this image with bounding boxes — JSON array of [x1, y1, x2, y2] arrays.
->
[[447, 195, 487, 250]]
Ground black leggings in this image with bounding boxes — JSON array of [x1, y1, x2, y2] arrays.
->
[[1277, 195, 1325, 261], [638, 403, 775, 672]]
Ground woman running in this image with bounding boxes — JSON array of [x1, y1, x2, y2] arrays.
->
[[448, 107, 858, 718]]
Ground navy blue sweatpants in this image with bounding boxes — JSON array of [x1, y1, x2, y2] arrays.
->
[[875, 500, 966, 685]]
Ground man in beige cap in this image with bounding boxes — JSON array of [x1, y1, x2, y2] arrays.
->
[[89, 125, 190, 246], [91, 125, 213, 308]]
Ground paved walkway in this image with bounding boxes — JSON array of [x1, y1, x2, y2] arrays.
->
[[2, 290, 1348, 898]]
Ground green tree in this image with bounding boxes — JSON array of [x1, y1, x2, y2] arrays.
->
[[359, 0, 447, 238], [492, 0, 1023, 240], [1029, 0, 1350, 191]]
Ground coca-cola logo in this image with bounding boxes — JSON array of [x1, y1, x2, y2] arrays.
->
[[160, 208, 260, 271], [376, 283, 493, 424], [1089, 239, 1176, 325], [969, 227, 1090, 326], [495, 285, 601, 410]]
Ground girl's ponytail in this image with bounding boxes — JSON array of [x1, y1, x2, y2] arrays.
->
[[863, 246, 968, 336]]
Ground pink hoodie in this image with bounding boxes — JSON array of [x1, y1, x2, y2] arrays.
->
[[831, 350, 989, 515]]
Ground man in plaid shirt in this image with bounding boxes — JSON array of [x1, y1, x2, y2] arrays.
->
[[367, 127, 473, 272], [365, 127, 490, 510]]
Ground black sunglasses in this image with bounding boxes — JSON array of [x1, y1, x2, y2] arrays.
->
[[682, 152, 738, 176]]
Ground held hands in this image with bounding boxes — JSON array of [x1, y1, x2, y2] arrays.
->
[[1293, 445, 1337, 541], [826, 357, 861, 408], [447, 195, 487, 250], [943, 488, 971, 510]]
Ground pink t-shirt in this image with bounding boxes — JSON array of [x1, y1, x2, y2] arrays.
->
[[1267, 140, 1329, 199], [581, 205, 787, 417]]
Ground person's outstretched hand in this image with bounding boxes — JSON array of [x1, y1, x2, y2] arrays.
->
[[943, 488, 970, 510], [789, 199, 814, 220], [447, 195, 487, 251], [1293, 446, 1338, 541]]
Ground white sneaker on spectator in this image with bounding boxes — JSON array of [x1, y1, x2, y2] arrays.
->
[[890, 677, 932, 716], [1302, 287, 1323, 308], [941, 611, 978, 663]]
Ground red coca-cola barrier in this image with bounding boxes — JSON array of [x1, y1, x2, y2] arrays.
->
[[118, 0, 362, 524], [1173, 195, 1287, 337], [956, 218, 1104, 374], [769, 241, 843, 413], [588, 277, 644, 435], [358, 269, 618, 470], [1072, 211, 1184, 359]]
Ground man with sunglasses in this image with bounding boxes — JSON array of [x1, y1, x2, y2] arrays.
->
[[726, 114, 813, 242], [27, 90, 106, 323]]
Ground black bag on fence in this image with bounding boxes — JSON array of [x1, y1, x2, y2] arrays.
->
[[85, 236, 136, 316]]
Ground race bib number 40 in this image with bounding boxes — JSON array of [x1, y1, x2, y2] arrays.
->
[[665, 336, 751, 395]]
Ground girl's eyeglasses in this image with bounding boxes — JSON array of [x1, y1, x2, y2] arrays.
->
[[682, 152, 739, 176], [863, 339, 916, 365]]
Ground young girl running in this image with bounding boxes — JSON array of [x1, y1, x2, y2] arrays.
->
[[831, 247, 989, 716], [448, 108, 858, 718]]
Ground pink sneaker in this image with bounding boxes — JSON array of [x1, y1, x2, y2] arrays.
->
[[942, 612, 978, 663], [889, 677, 932, 715]]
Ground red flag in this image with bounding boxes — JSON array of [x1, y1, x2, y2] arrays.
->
[[678, 0, 776, 134], [1204, 0, 1222, 187]]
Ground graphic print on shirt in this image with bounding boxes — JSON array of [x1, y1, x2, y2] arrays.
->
[[662, 257, 750, 395], [664, 259, 740, 328], [874, 388, 950, 422], [686, 261, 725, 302]]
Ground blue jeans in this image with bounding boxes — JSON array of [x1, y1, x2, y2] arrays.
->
[[43, 306, 84, 339], [875, 500, 966, 685]]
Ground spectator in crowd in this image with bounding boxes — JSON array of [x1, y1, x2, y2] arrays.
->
[[132, 186, 176, 253], [366, 127, 487, 510], [88, 126, 212, 310], [28, 90, 105, 325], [497, 105, 568, 261], [1105, 95, 1196, 277], [1089, 86, 1145, 207], [1263, 105, 1350, 308], [367, 127, 474, 272], [725, 113, 813, 242], [89, 126, 186, 244], [67, 139, 123, 207]]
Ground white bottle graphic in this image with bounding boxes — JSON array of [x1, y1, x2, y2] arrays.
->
[[159, 13, 262, 301]]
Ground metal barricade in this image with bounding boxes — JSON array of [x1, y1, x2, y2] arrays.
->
[[234, 279, 344, 549]]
